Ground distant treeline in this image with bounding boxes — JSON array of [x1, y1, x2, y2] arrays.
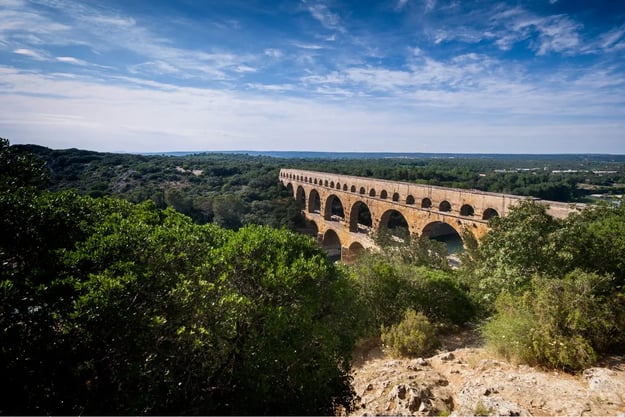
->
[[16, 144, 625, 230]]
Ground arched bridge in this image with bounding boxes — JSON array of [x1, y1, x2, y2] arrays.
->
[[280, 168, 584, 262]]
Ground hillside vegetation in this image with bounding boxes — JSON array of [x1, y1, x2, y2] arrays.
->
[[2, 138, 624, 414]]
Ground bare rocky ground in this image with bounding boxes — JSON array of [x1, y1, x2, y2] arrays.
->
[[346, 330, 625, 416]]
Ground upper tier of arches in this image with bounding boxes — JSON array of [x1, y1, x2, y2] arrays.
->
[[281, 169, 502, 221]]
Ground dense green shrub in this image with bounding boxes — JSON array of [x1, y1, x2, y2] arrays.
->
[[483, 271, 622, 371], [381, 309, 439, 357], [352, 252, 476, 331], [481, 292, 539, 365]]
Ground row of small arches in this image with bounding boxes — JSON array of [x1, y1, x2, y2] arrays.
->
[[282, 172, 499, 220]]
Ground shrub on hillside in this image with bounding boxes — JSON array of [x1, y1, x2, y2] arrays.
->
[[381, 309, 440, 357], [483, 270, 621, 371], [352, 253, 476, 332]]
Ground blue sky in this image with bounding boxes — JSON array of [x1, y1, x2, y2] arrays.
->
[[1, 0, 624, 153]]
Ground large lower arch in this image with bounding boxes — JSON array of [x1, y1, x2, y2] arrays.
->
[[349, 201, 372, 233], [322, 229, 342, 262], [295, 185, 306, 210], [298, 218, 319, 239], [379, 209, 410, 242], [422, 221, 463, 254], [343, 241, 365, 264], [308, 189, 321, 213], [324, 194, 345, 222]]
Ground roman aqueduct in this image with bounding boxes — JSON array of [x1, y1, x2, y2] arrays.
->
[[280, 168, 583, 262]]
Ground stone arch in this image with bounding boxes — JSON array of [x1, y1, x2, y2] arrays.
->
[[330, 181, 335, 188], [308, 189, 321, 213], [379, 209, 410, 242], [343, 184, 348, 191], [344, 241, 365, 264], [380, 190, 388, 199], [314, 178, 318, 185], [349, 241, 365, 252], [336, 182, 341, 190], [324, 194, 345, 222], [421, 198, 432, 209], [406, 195, 415, 205], [392, 192, 400, 202], [483, 208, 499, 220], [439, 200, 452, 212], [351, 185, 356, 193], [359, 187, 366, 195], [422, 221, 463, 254], [300, 218, 319, 239], [286, 182, 294, 194], [324, 180, 329, 187], [369, 188, 376, 197], [295, 186, 306, 210], [349, 201, 372, 233], [322, 229, 342, 262], [460, 204, 475, 217]]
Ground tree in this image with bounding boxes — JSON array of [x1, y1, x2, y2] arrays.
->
[[1, 180, 362, 414], [462, 200, 561, 303], [0, 137, 48, 191]]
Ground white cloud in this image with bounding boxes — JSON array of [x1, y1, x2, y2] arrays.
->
[[56, 56, 87, 65], [247, 83, 295, 92], [595, 26, 625, 53], [304, 1, 346, 33], [234, 65, 256, 73], [264, 48, 283, 58], [291, 41, 324, 50], [533, 15, 582, 55], [488, 6, 583, 55], [0, 67, 623, 153], [2, 0, 259, 82], [13, 48, 47, 60], [128, 61, 181, 76]]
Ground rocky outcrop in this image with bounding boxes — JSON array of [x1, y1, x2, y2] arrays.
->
[[349, 345, 625, 416]]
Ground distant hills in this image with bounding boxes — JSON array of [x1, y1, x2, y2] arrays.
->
[[141, 150, 625, 162]]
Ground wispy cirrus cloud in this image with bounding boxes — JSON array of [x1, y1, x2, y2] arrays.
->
[[1, 0, 262, 83], [427, 4, 584, 56], [302, 1, 346, 33]]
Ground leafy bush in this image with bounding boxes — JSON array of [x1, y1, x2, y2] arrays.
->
[[381, 309, 439, 357], [352, 252, 476, 331], [483, 271, 622, 371], [481, 292, 538, 365]]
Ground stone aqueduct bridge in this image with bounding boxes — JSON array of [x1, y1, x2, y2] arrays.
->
[[279, 168, 583, 262]]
